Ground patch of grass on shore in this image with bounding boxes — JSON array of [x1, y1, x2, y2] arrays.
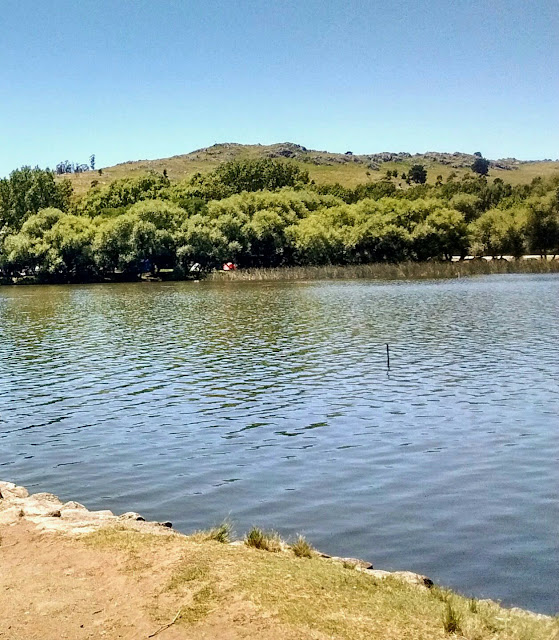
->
[[245, 527, 284, 552], [83, 526, 175, 552], [190, 520, 232, 544], [208, 259, 559, 282], [291, 535, 315, 558], [81, 527, 558, 639]]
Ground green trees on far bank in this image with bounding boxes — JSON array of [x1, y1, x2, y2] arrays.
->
[[0, 166, 72, 231], [1, 157, 558, 283]]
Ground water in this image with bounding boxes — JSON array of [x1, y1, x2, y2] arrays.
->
[[1, 275, 558, 614]]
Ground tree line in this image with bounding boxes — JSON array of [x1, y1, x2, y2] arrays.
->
[[0, 158, 558, 283]]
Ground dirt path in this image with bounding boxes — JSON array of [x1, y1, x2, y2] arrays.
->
[[0, 521, 310, 640], [1, 521, 175, 639]]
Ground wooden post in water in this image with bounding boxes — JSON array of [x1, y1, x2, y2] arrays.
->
[[386, 344, 390, 369]]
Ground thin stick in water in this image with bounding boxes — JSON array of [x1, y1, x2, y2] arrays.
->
[[386, 344, 390, 369]]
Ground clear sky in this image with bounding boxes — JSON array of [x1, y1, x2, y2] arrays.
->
[[1, 0, 557, 176]]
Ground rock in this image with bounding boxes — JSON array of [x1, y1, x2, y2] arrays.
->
[[330, 556, 373, 570], [391, 571, 433, 588], [159, 521, 173, 528], [32, 493, 62, 504], [508, 607, 551, 620], [118, 512, 145, 522], [0, 506, 24, 525], [63, 501, 87, 510], [0, 482, 29, 499], [367, 569, 392, 579]]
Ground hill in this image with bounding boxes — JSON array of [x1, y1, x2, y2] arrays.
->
[[61, 142, 559, 195]]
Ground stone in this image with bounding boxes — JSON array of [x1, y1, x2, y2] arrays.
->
[[32, 493, 62, 504], [63, 501, 87, 510], [330, 556, 373, 570], [0, 482, 29, 499], [118, 512, 145, 521]]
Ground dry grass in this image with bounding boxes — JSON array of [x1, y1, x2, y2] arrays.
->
[[189, 520, 232, 544], [442, 600, 463, 634], [291, 535, 315, 558], [209, 259, 559, 282], [245, 527, 284, 552], [57, 142, 559, 195], [80, 527, 558, 640]]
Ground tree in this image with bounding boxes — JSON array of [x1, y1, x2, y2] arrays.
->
[[472, 156, 490, 176], [408, 164, 427, 184], [0, 167, 72, 231], [90, 154, 95, 171], [525, 194, 559, 257], [471, 207, 527, 258]]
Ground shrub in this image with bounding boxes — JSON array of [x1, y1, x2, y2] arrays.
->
[[192, 521, 232, 543], [245, 527, 283, 552], [291, 535, 314, 558]]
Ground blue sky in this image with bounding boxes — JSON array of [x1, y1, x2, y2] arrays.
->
[[1, 0, 557, 176]]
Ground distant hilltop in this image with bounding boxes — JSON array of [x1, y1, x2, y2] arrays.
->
[[122, 142, 557, 171], [61, 142, 559, 195]]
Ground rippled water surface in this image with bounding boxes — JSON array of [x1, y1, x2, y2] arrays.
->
[[1, 275, 558, 613]]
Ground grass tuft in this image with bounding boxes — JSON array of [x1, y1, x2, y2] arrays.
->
[[245, 527, 283, 552], [190, 520, 232, 544], [431, 585, 452, 603], [291, 535, 314, 558], [442, 600, 462, 634]]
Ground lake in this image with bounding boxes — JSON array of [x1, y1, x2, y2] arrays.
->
[[1, 274, 557, 614]]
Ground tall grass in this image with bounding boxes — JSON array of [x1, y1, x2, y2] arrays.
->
[[442, 600, 463, 634], [191, 521, 232, 544], [208, 259, 559, 282], [245, 527, 283, 552], [291, 535, 315, 558]]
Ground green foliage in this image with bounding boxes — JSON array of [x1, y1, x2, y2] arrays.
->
[[471, 207, 527, 257], [3, 208, 95, 280], [408, 164, 427, 184], [0, 166, 72, 232], [245, 527, 283, 552], [176, 158, 310, 202], [93, 200, 184, 275], [472, 156, 490, 176], [1, 157, 557, 282], [77, 173, 170, 216], [524, 193, 559, 256], [450, 193, 483, 222], [214, 158, 309, 192]]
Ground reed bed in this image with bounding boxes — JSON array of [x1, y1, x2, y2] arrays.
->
[[208, 259, 559, 282]]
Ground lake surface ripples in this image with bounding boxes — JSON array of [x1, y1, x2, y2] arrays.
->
[[1, 274, 558, 613]]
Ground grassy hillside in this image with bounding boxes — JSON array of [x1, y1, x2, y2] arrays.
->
[[61, 142, 559, 195]]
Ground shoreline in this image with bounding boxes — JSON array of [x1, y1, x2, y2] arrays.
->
[[1, 480, 555, 640], [2, 257, 559, 287]]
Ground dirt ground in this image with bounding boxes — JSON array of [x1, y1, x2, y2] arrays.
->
[[0, 521, 303, 640]]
